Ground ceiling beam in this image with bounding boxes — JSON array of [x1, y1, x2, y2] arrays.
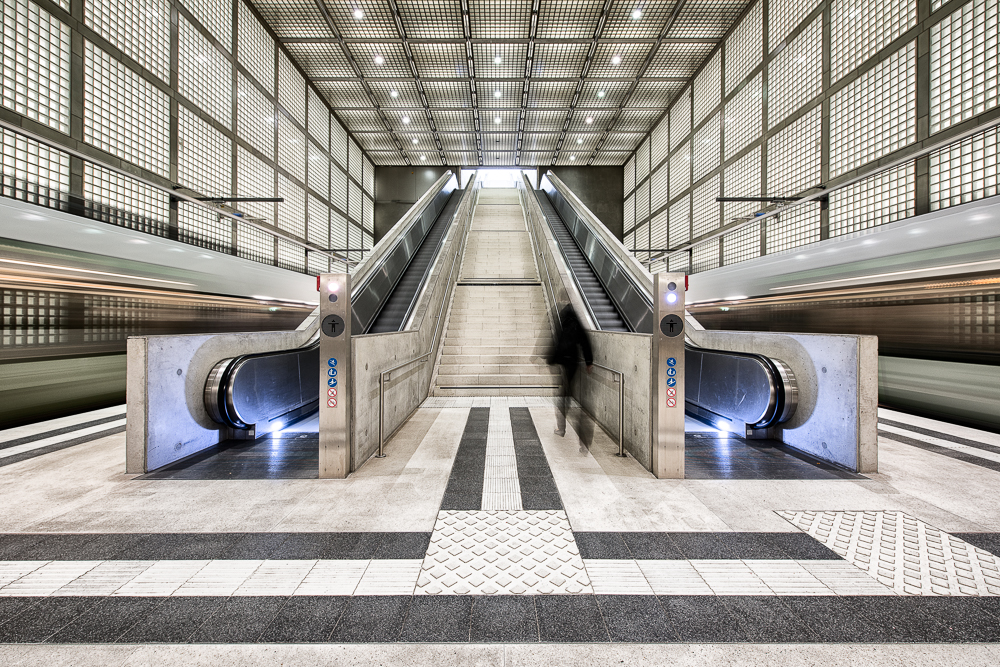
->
[[515, 0, 541, 166], [280, 38, 720, 45], [309, 76, 690, 84]]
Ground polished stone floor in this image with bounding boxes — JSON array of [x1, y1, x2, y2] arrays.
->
[[1, 399, 1000, 663]]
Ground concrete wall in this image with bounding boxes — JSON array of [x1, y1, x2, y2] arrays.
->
[[543, 167, 624, 241], [374, 167, 454, 242]]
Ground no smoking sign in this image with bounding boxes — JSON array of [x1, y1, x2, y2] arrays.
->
[[666, 398, 677, 408]]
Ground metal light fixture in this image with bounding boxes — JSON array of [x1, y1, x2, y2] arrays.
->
[[402, 115, 410, 124], [353, 8, 364, 19], [373, 54, 384, 65], [611, 55, 622, 65]]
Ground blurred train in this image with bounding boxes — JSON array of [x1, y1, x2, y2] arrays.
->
[[0, 196, 317, 429]]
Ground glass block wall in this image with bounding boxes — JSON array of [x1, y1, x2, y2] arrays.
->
[[626, 0, 1000, 275], [1, 0, 377, 275]]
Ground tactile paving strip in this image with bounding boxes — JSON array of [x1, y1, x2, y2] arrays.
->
[[778, 510, 1000, 596], [483, 405, 521, 510], [415, 510, 592, 595]]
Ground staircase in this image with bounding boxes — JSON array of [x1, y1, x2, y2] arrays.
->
[[432, 188, 560, 396]]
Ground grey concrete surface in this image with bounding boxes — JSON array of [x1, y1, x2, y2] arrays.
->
[[374, 166, 454, 242], [543, 166, 624, 240]]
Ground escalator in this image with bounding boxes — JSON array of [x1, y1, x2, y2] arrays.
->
[[531, 175, 797, 432], [204, 175, 465, 432]]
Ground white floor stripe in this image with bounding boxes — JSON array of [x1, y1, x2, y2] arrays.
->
[[879, 423, 1000, 464], [0, 418, 126, 459], [0, 405, 126, 446]]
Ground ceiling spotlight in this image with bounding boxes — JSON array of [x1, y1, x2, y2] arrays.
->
[[631, 9, 642, 20], [389, 89, 398, 98], [353, 8, 364, 19], [585, 116, 594, 124], [411, 138, 419, 144], [494, 116, 502, 124], [570, 155, 576, 161], [494, 89, 502, 98], [402, 115, 410, 124], [597, 90, 606, 98], [494, 56, 502, 65], [577, 138, 583, 144], [373, 54, 385, 65], [420, 155, 426, 161], [611, 55, 622, 65]]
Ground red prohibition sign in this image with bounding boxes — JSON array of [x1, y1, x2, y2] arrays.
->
[[327, 398, 337, 408], [666, 387, 676, 398], [327, 387, 338, 398], [666, 398, 677, 408]]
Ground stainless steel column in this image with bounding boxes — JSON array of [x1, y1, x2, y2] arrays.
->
[[651, 273, 685, 479], [319, 273, 352, 479]]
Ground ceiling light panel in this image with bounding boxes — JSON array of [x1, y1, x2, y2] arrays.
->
[[579, 80, 632, 107], [473, 44, 529, 79], [525, 110, 569, 131], [328, 1, 398, 40], [368, 80, 423, 107], [531, 44, 589, 78], [367, 151, 408, 165], [251, 1, 331, 39], [444, 151, 479, 164], [411, 43, 469, 78], [602, 1, 677, 39], [519, 151, 554, 165], [386, 110, 432, 131], [314, 81, 374, 109], [477, 81, 522, 108], [424, 81, 473, 108], [489, 111, 520, 132], [569, 109, 616, 130], [405, 150, 442, 164], [482, 132, 518, 151], [521, 133, 560, 151], [615, 108, 665, 132], [591, 151, 633, 165], [629, 81, 685, 108], [589, 43, 654, 78], [429, 110, 476, 131], [601, 131, 647, 151], [349, 43, 412, 77], [527, 81, 576, 108], [439, 133, 478, 151], [353, 132, 401, 151], [283, 43, 356, 78], [398, 0, 465, 39], [468, 0, 531, 39], [668, 0, 750, 39], [645, 42, 717, 77], [564, 132, 600, 151], [536, 0, 603, 39], [401, 132, 436, 147], [335, 109, 387, 132], [482, 150, 518, 164], [556, 151, 589, 165]]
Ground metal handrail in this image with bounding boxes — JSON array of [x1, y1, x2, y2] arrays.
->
[[374, 177, 479, 458], [589, 362, 627, 458]]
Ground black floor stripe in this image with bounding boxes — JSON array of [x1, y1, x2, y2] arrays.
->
[[0, 426, 126, 468], [1, 594, 1000, 643], [878, 429, 1000, 473], [439, 407, 488, 510], [509, 407, 562, 510], [0, 413, 125, 451], [0, 532, 432, 561], [574, 531, 843, 560], [879, 418, 1000, 456]]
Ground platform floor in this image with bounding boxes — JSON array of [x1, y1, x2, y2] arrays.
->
[[1, 400, 1000, 663]]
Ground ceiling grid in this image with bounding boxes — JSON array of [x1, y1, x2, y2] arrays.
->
[[249, 0, 753, 166]]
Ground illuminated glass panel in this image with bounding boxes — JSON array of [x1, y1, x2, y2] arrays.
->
[[669, 194, 691, 246], [767, 105, 821, 197], [636, 180, 650, 223], [178, 202, 229, 251], [725, 1, 762, 94], [636, 139, 650, 183], [830, 41, 916, 177], [277, 238, 306, 272], [1, 0, 70, 133], [308, 88, 330, 149], [930, 124, 1000, 210], [692, 174, 721, 238], [84, 41, 170, 176], [829, 163, 915, 236], [180, 0, 231, 49], [624, 155, 635, 193], [693, 51, 721, 126], [670, 89, 691, 150], [276, 173, 306, 238], [237, 74, 275, 159], [767, 16, 822, 129], [177, 106, 231, 197], [831, 0, 916, 83], [278, 50, 306, 126], [307, 193, 328, 247], [723, 221, 761, 265], [235, 145, 274, 221], [277, 111, 306, 184], [668, 252, 689, 273], [364, 194, 374, 233], [331, 118, 349, 168], [691, 238, 719, 273], [83, 163, 170, 234], [308, 140, 330, 197], [651, 118, 669, 168], [722, 146, 761, 223], [765, 203, 820, 253], [651, 165, 669, 214], [769, 0, 821, 51], [692, 112, 720, 182], [931, 0, 1000, 134], [85, 0, 170, 82], [330, 209, 348, 256], [724, 73, 761, 160], [0, 126, 69, 190], [238, 1, 274, 93], [650, 208, 668, 256], [363, 156, 375, 196], [349, 180, 362, 222], [178, 16, 232, 128], [349, 139, 363, 183], [669, 141, 691, 202], [236, 221, 275, 265], [624, 192, 634, 234], [330, 163, 348, 213]]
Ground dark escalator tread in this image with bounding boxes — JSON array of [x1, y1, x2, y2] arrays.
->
[[368, 191, 462, 333]]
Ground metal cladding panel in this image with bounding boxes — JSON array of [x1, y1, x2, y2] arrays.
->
[[228, 345, 320, 428]]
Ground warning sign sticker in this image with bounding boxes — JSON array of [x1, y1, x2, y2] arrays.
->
[[666, 398, 677, 408], [666, 387, 676, 398], [327, 387, 337, 398], [327, 398, 337, 408]]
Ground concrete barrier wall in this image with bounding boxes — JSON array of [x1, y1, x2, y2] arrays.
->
[[687, 324, 879, 473]]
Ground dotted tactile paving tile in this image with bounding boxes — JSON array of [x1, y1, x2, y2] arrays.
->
[[778, 510, 1000, 596], [415, 510, 592, 595]]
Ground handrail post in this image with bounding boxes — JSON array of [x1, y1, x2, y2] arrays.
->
[[617, 370, 625, 458], [376, 371, 387, 458]]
